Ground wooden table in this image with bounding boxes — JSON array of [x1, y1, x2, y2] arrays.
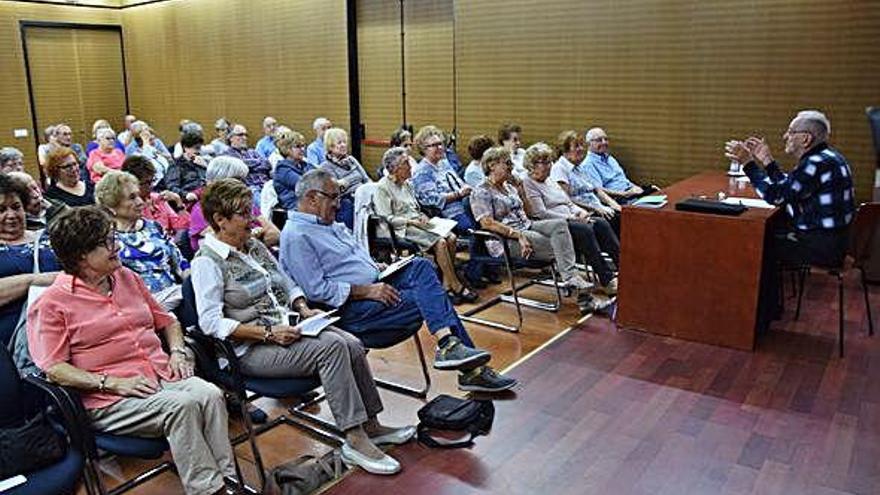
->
[[617, 171, 781, 350]]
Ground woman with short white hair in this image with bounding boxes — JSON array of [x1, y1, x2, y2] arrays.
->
[[188, 156, 280, 251], [318, 127, 371, 228], [373, 147, 478, 305]]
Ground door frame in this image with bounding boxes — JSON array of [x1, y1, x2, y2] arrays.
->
[[19, 21, 131, 160]]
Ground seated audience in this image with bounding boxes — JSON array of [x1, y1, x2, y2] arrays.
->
[[96, 171, 189, 311], [373, 147, 478, 305], [0, 175, 59, 344], [281, 169, 516, 393], [209, 118, 231, 156], [318, 127, 371, 228], [27, 206, 238, 495], [127, 121, 173, 188], [273, 127, 314, 211], [582, 128, 644, 201], [498, 122, 527, 179], [52, 124, 89, 174], [377, 127, 418, 176], [255, 116, 279, 159], [463, 134, 495, 187], [307, 117, 332, 166], [725, 109, 856, 311], [471, 147, 591, 291], [36, 125, 57, 177], [166, 129, 208, 202], [7, 172, 67, 231], [223, 124, 271, 202], [171, 120, 212, 160], [123, 156, 190, 243], [189, 156, 280, 251], [411, 125, 488, 288], [45, 147, 96, 207], [0, 147, 25, 174], [550, 130, 621, 233], [116, 114, 138, 147], [86, 127, 126, 183], [192, 178, 411, 475], [85, 120, 122, 156], [521, 143, 619, 296]]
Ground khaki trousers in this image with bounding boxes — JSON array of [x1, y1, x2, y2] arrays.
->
[[238, 327, 383, 431], [89, 377, 235, 495], [508, 218, 578, 279]]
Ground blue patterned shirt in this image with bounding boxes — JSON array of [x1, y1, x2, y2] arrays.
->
[[117, 220, 190, 293], [744, 143, 856, 231], [582, 151, 634, 192], [411, 158, 468, 218]]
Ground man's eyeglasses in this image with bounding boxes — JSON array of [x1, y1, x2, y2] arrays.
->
[[314, 190, 341, 202], [232, 132, 248, 137]]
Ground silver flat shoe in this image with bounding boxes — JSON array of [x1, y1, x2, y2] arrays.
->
[[370, 425, 417, 445], [341, 443, 401, 475]]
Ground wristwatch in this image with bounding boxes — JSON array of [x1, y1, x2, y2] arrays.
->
[[263, 324, 274, 343], [98, 373, 108, 392]]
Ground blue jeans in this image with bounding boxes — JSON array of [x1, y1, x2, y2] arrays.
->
[[335, 197, 354, 230], [336, 258, 475, 348]]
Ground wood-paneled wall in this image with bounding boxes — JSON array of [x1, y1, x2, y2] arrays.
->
[[0, 2, 120, 177], [455, 0, 880, 199], [120, 0, 350, 154]]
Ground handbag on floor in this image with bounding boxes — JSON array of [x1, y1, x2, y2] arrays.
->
[[416, 394, 495, 448]]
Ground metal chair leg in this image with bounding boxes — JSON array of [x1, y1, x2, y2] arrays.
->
[[238, 394, 268, 492], [373, 332, 432, 399], [794, 267, 809, 320], [861, 269, 875, 337], [838, 273, 845, 358]]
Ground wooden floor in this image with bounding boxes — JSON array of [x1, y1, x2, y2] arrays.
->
[[325, 271, 879, 495], [78, 270, 878, 494]]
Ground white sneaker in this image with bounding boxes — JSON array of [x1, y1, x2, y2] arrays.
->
[[563, 274, 591, 290], [601, 277, 618, 296]]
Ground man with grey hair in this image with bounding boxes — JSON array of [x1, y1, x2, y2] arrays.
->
[[0, 147, 25, 173], [726, 109, 856, 316], [52, 124, 88, 166], [255, 116, 278, 159], [581, 127, 644, 201], [281, 169, 517, 393], [306, 117, 332, 166]]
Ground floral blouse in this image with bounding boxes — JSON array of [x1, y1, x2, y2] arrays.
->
[[117, 220, 189, 293]]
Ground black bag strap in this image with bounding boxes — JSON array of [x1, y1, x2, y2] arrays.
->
[[416, 423, 475, 449]]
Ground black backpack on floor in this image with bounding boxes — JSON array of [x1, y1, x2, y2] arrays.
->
[[416, 394, 494, 448]]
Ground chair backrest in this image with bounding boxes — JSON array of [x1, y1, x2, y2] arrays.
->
[[353, 182, 381, 250], [849, 202, 880, 273], [866, 107, 880, 166], [0, 345, 25, 428]]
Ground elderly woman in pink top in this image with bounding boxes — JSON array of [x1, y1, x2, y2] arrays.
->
[[86, 127, 126, 183], [27, 206, 238, 495]]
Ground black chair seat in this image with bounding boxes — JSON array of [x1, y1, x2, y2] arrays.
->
[[7, 449, 84, 495], [94, 433, 169, 459], [357, 325, 422, 350], [241, 375, 321, 399]]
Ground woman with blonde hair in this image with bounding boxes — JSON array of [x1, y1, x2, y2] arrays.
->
[[318, 127, 371, 228]]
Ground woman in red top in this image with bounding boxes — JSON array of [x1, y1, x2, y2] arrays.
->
[[27, 206, 237, 495], [86, 127, 126, 183]]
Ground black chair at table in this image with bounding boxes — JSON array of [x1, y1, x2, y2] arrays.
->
[[459, 229, 564, 333], [791, 202, 877, 357], [0, 347, 86, 495], [177, 277, 342, 492]]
